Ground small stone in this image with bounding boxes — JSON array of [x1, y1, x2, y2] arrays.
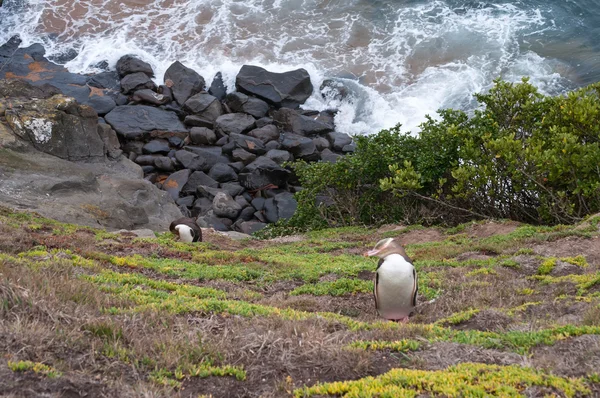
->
[[143, 139, 171, 155], [208, 163, 238, 183], [190, 127, 217, 145]]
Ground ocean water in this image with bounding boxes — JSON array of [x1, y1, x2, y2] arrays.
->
[[1, 0, 599, 134]]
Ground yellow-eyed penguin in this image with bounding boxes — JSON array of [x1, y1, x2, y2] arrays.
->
[[364, 238, 417, 323], [169, 217, 202, 243]]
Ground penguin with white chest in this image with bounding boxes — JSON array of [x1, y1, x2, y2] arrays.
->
[[169, 217, 202, 243], [365, 238, 417, 323]]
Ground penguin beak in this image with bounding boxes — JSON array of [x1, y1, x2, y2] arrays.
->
[[364, 249, 379, 257]]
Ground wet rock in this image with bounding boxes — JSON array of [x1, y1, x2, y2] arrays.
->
[[208, 163, 238, 183], [239, 156, 291, 191], [116, 55, 154, 78], [104, 105, 187, 139], [281, 132, 318, 160], [247, 125, 280, 144], [236, 65, 313, 108], [272, 108, 333, 136], [88, 71, 120, 91], [190, 127, 217, 145], [265, 149, 293, 165], [120, 72, 157, 94], [208, 72, 227, 101], [326, 132, 353, 151], [214, 113, 256, 136], [213, 192, 242, 219], [225, 92, 269, 118], [143, 139, 171, 155], [164, 61, 205, 105], [183, 92, 223, 123], [320, 78, 352, 101], [162, 169, 190, 200]]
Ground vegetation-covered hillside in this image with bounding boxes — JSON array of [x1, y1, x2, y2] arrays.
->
[[1, 206, 599, 397]]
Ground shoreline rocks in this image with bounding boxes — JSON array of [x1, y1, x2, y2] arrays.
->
[[0, 35, 356, 233]]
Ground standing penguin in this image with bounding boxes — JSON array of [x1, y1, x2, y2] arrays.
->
[[364, 238, 417, 323], [169, 217, 202, 243]]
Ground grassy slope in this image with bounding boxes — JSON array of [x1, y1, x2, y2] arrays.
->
[[1, 206, 600, 397]]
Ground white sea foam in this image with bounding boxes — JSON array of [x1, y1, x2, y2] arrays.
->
[[0, 0, 576, 134]]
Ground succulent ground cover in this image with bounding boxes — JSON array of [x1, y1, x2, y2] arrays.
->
[[1, 206, 599, 397]]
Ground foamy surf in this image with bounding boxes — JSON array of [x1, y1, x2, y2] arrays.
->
[[0, 0, 588, 133]]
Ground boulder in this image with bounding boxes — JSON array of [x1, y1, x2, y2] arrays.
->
[[221, 182, 245, 198], [320, 148, 341, 163], [197, 211, 229, 231], [247, 125, 280, 144], [183, 92, 223, 123], [208, 72, 227, 101], [342, 142, 357, 153], [225, 92, 269, 118], [208, 163, 238, 183], [326, 132, 353, 151], [214, 113, 256, 136], [251, 197, 265, 211], [154, 156, 175, 171], [143, 139, 170, 155], [162, 169, 190, 200], [182, 171, 219, 195], [3, 94, 105, 161], [88, 71, 121, 91], [231, 148, 256, 164], [263, 198, 278, 223], [313, 136, 330, 151], [104, 105, 187, 139], [192, 197, 213, 217], [235, 65, 313, 108], [265, 149, 292, 165], [228, 133, 266, 155], [212, 192, 242, 219], [272, 108, 333, 136], [281, 132, 318, 160], [190, 127, 217, 145], [116, 55, 154, 78], [120, 72, 157, 94], [238, 156, 291, 191], [275, 192, 297, 220], [265, 140, 281, 151], [238, 206, 256, 221], [164, 61, 205, 105], [84, 95, 116, 116], [131, 89, 170, 105]]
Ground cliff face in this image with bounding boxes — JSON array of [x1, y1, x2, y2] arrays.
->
[[0, 79, 182, 231]]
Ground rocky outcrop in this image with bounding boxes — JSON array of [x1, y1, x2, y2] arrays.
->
[[104, 105, 187, 139]]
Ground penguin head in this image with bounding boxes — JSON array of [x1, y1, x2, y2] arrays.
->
[[364, 238, 406, 259]]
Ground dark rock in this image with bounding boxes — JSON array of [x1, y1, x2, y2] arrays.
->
[[275, 192, 297, 220], [192, 197, 213, 217], [178, 204, 192, 218], [228, 161, 245, 173], [3, 94, 104, 161], [182, 171, 219, 195], [120, 72, 156, 94], [231, 148, 256, 164], [239, 156, 291, 191], [190, 127, 217, 145], [143, 139, 171, 155], [342, 142, 356, 152], [162, 169, 190, 200], [0, 79, 61, 99], [265, 140, 281, 151], [256, 117, 274, 128], [158, 85, 173, 102], [221, 182, 245, 198], [264, 198, 278, 223], [141, 165, 155, 174], [197, 211, 229, 231], [273, 108, 333, 136], [264, 188, 287, 198], [183, 92, 223, 123], [208, 163, 238, 183], [84, 95, 116, 116], [225, 92, 269, 118], [104, 105, 187, 139], [320, 148, 341, 163], [254, 211, 267, 223], [97, 123, 122, 159], [214, 113, 256, 136], [185, 146, 230, 167], [116, 55, 154, 78], [196, 185, 225, 200], [238, 221, 267, 235], [184, 115, 214, 128], [251, 197, 265, 211], [215, 136, 229, 146], [131, 89, 170, 105], [316, 110, 336, 130], [123, 141, 144, 155], [88, 71, 120, 91], [235, 195, 249, 208], [114, 93, 128, 106], [208, 72, 227, 101], [176, 195, 195, 207], [229, 133, 266, 155], [238, 206, 255, 221], [326, 132, 353, 151], [168, 136, 184, 148], [313, 136, 330, 151], [212, 192, 242, 219], [221, 140, 236, 155], [247, 125, 280, 144], [235, 65, 313, 108], [265, 149, 292, 165], [281, 132, 318, 160], [164, 61, 205, 105], [175, 150, 209, 172], [242, 192, 253, 202], [154, 156, 175, 171], [320, 78, 353, 101]]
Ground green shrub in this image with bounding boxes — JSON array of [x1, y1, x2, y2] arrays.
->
[[278, 78, 600, 233]]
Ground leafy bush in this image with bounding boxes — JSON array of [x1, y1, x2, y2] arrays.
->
[[278, 78, 600, 233]]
